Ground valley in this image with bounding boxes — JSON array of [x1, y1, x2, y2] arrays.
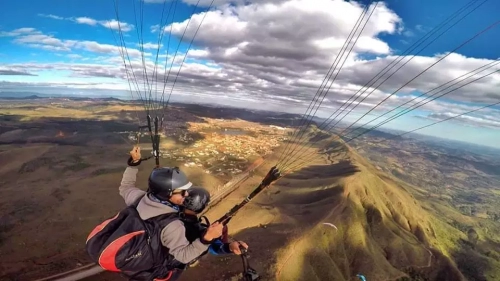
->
[[0, 98, 499, 281]]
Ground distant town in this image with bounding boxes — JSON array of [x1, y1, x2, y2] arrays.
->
[[127, 107, 290, 176]]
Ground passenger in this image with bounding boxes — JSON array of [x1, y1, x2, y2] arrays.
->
[[86, 146, 224, 280], [179, 186, 249, 267]]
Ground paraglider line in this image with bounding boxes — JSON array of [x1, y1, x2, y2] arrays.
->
[[278, 0, 489, 172]]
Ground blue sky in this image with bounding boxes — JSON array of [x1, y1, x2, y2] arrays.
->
[[0, 0, 199, 62], [0, 0, 499, 149], [380, 0, 500, 59]]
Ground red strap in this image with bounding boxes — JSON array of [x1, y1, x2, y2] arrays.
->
[[222, 225, 229, 243], [154, 270, 173, 281], [86, 213, 119, 243], [98, 230, 145, 271]]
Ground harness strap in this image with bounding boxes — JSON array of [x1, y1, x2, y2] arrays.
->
[[199, 215, 210, 226], [221, 225, 229, 243], [240, 247, 259, 281], [153, 270, 173, 281]]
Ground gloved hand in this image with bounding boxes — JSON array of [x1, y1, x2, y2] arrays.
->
[[127, 146, 142, 166]]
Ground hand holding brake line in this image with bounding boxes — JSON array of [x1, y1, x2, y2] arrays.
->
[[130, 146, 141, 162], [229, 241, 249, 255], [203, 221, 224, 241], [128, 146, 142, 166]]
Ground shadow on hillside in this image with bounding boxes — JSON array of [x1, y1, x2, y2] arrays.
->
[[0, 115, 135, 146], [98, 106, 207, 124], [323, 141, 348, 152], [484, 237, 500, 257], [289, 203, 469, 281], [0, 111, 207, 147], [451, 238, 493, 281], [77, 157, 467, 281], [178, 103, 305, 128], [308, 130, 333, 143], [179, 161, 361, 280], [392, 248, 468, 281], [284, 160, 360, 180]]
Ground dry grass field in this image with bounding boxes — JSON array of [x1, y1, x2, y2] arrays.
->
[[1, 99, 499, 281]]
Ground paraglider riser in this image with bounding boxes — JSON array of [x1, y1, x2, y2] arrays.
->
[[215, 166, 280, 225], [138, 114, 161, 167]]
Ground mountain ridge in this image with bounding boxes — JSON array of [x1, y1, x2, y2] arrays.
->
[[175, 135, 472, 281]]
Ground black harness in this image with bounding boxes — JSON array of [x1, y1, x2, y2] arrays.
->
[[240, 247, 260, 281]]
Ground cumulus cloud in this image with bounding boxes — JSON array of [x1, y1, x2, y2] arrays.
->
[[416, 110, 500, 130], [0, 27, 41, 37], [2, 28, 145, 57], [74, 17, 98, 26], [0, 69, 37, 76], [99, 19, 134, 32], [144, 0, 499, 112], [336, 53, 500, 104], [129, 0, 403, 107], [166, 0, 398, 56], [2, 0, 500, 131], [38, 14, 134, 32], [139, 42, 164, 50]]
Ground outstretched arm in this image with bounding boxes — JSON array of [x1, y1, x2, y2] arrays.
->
[[119, 166, 146, 206], [118, 146, 146, 206], [209, 239, 249, 255], [163, 221, 224, 264]]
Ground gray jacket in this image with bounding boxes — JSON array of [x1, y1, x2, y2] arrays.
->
[[118, 166, 210, 264]]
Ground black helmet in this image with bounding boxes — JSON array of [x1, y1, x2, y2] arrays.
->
[[183, 186, 211, 214], [148, 167, 192, 201]]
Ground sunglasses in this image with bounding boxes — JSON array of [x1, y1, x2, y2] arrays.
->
[[172, 189, 189, 197]]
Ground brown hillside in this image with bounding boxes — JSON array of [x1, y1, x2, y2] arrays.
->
[[76, 137, 469, 281], [169, 141, 467, 281], [0, 119, 474, 281]]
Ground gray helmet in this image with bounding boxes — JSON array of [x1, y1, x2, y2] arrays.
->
[[148, 167, 192, 201], [183, 186, 210, 213]]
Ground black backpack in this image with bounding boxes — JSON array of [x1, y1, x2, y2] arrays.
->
[[85, 197, 179, 280]]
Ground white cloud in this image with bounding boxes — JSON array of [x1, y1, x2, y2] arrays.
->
[[2, 28, 145, 57], [13, 33, 75, 51], [0, 68, 37, 76], [2, 0, 499, 131], [99, 19, 134, 32], [0, 27, 41, 37], [73, 17, 134, 32], [418, 110, 500, 130], [76, 41, 140, 56], [139, 42, 164, 50], [75, 17, 98, 26], [38, 14, 65, 20], [36, 14, 134, 32]]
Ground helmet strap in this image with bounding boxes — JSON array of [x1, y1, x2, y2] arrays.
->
[[178, 210, 186, 220]]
